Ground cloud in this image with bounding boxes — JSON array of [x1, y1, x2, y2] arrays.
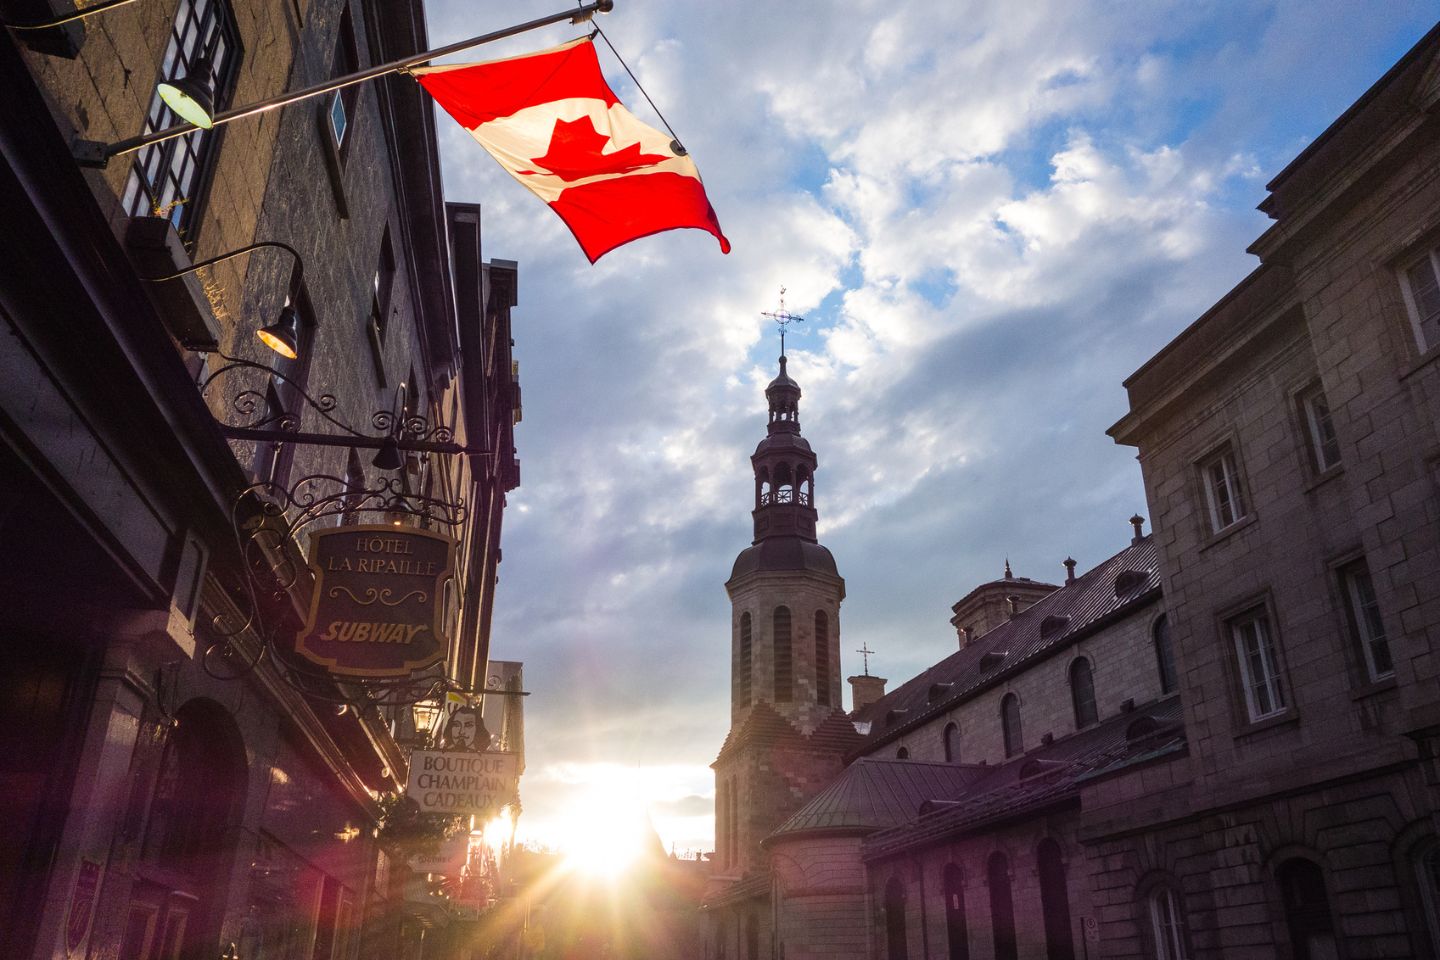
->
[[423, 0, 1436, 855]]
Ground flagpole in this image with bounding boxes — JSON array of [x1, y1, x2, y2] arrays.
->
[[74, 0, 614, 167]]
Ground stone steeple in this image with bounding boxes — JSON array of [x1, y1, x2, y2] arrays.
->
[[725, 354, 845, 733]]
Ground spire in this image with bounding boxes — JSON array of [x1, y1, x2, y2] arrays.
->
[[749, 352, 818, 543]]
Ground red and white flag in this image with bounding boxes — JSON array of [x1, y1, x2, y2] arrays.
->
[[416, 39, 730, 263]]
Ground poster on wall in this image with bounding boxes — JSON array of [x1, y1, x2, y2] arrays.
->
[[294, 525, 456, 678], [405, 751, 520, 818]]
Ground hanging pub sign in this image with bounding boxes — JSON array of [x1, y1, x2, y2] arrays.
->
[[406, 750, 521, 818], [295, 524, 456, 678]]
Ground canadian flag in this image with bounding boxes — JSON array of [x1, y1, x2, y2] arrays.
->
[[416, 39, 730, 263]]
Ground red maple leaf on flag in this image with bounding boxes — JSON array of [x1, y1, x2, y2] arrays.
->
[[518, 114, 669, 182]]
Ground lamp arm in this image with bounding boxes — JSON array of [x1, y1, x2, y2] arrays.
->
[[5, 0, 143, 31], [81, 0, 615, 167], [140, 239, 304, 302]]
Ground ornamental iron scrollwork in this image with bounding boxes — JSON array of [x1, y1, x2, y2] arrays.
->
[[194, 352, 483, 705]]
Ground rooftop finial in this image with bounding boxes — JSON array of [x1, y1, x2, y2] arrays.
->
[[1004, 557, 1013, 579], [856, 642, 874, 676], [760, 285, 805, 358]]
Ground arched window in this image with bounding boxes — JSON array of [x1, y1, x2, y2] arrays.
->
[[1037, 839, 1075, 960], [775, 463, 794, 503], [987, 852, 1017, 960], [896, 746, 910, 759], [1154, 615, 1177, 694], [774, 606, 792, 702], [815, 610, 831, 707], [1001, 693, 1022, 758], [757, 468, 771, 507], [796, 466, 812, 505], [943, 864, 969, 960], [944, 722, 959, 763], [1278, 859, 1337, 960], [885, 876, 909, 960], [1069, 658, 1097, 729], [739, 613, 753, 707], [1146, 882, 1189, 960]]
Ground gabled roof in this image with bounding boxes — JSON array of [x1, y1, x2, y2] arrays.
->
[[766, 758, 990, 844], [852, 536, 1161, 753], [861, 695, 1185, 861]]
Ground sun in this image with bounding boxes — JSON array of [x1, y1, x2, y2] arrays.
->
[[558, 779, 657, 878]]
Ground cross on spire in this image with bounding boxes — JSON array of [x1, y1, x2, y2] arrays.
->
[[855, 642, 875, 676], [760, 285, 805, 356]]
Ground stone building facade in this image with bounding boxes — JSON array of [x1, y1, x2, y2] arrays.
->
[[707, 22, 1440, 960], [0, 3, 524, 959]]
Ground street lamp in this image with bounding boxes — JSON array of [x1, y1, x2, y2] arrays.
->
[[157, 53, 217, 129], [412, 699, 442, 744]]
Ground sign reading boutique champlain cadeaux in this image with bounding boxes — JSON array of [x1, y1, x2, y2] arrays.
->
[[295, 525, 456, 678], [406, 750, 520, 818]]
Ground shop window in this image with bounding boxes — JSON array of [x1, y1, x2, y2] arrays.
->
[[1069, 657, 1097, 729], [1199, 445, 1246, 533], [774, 606, 792, 702], [943, 722, 959, 763], [1400, 244, 1440, 352], [1038, 839, 1075, 960], [1297, 383, 1341, 473], [1001, 693, 1022, 758], [1228, 608, 1286, 722], [121, 0, 241, 244], [739, 612, 752, 707], [1339, 559, 1393, 682], [1146, 883, 1190, 960], [987, 853, 1017, 960], [815, 609, 830, 706], [943, 864, 969, 960], [1154, 615, 1177, 694], [884, 876, 909, 960], [1278, 858, 1338, 960]]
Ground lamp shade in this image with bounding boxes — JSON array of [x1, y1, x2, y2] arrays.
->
[[372, 436, 404, 471], [256, 305, 300, 359], [157, 55, 216, 129]]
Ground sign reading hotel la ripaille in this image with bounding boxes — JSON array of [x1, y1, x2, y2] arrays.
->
[[295, 524, 456, 678], [406, 750, 521, 818]]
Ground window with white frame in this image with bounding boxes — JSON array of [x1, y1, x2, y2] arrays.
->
[[1199, 446, 1246, 533], [1400, 246, 1440, 352], [1229, 609, 1286, 721], [121, 0, 240, 241], [1339, 559, 1393, 682], [1297, 384, 1341, 473], [1148, 885, 1189, 960]]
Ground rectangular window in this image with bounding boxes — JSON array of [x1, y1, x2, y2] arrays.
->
[[1229, 610, 1286, 721], [1298, 384, 1341, 472], [1400, 247, 1440, 352], [1340, 560, 1393, 682], [121, 0, 240, 242], [1200, 446, 1246, 533], [327, 6, 360, 159]]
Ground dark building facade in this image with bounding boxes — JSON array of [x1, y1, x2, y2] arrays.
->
[[0, 2, 521, 959]]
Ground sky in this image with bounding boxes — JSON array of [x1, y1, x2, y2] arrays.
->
[[421, 0, 1437, 855]]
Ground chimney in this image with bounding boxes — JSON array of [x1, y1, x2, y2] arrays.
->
[[1063, 557, 1076, 584], [1006, 595, 1020, 619], [1130, 514, 1145, 544], [959, 625, 975, 649], [848, 674, 888, 712]]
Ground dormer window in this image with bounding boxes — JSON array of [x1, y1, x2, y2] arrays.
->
[[1113, 570, 1147, 597], [1040, 615, 1070, 637]]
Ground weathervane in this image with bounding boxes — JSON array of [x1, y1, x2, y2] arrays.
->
[[760, 285, 805, 356], [856, 642, 875, 676]]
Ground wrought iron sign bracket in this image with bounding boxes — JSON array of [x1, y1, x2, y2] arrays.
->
[[216, 424, 487, 459]]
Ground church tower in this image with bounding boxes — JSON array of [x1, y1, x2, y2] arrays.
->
[[711, 348, 858, 880], [727, 354, 845, 732]]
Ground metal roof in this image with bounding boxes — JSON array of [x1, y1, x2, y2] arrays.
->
[[767, 759, 991, 842], [852, 536, 1162, 752]]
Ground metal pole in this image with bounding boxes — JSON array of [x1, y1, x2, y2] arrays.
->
[[5, 0, 143, 31], [77, 0, 614, 166], [217, 425, 488, 457]]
